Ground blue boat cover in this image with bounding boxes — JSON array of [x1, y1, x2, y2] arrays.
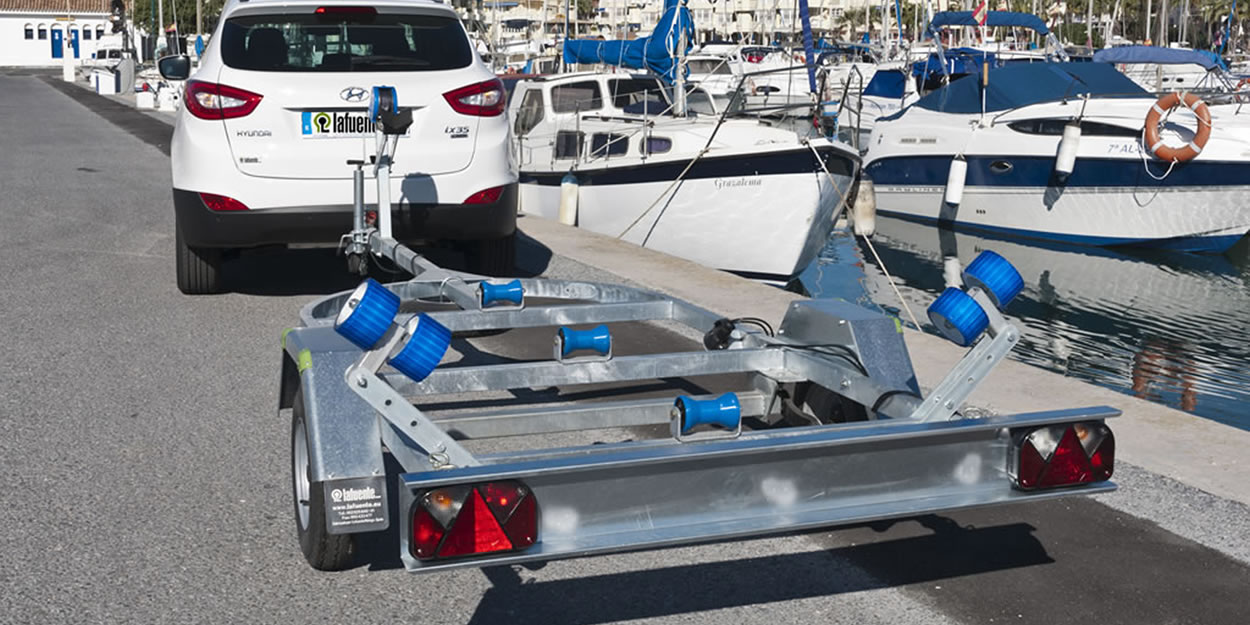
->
[[914, 62, 1146, 114], [562, 0, 694, 84], [863, 69, 908, 98], [926, 11, 1051, 37], [1092, 46, 1226, 71], [912, 47, 996, 77]]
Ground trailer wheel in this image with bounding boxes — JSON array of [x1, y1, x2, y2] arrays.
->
[[175, 226, 223, 295], [291, 389, 355, 570]]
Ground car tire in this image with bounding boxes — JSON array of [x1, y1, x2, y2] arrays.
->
[[175, 226, 223, 295], [291, 388, 356, 571], [466, 232, 516, 277]]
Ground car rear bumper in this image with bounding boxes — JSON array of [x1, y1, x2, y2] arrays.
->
[[173, 185, 517, 248]]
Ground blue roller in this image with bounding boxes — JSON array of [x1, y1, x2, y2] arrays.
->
[[334, 279, 401, 350], [388, 313, 452, 382], [927, 287, 989, 346], [480, 279, 524, 307], [558, 325, 611, 357], [370, 85, 397, 121], [676, 393, 741, 434], [962, 250, 1024, 309]]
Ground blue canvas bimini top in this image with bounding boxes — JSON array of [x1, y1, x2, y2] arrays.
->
[[913, 62, 1148, 114], [926, 11, 1051, 38], [1093, 46, 1226, 71]]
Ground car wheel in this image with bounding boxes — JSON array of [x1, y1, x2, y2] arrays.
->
[[175, 226, 223, 295], [291, 388, 356, 571], [466, 232, 516, 277]]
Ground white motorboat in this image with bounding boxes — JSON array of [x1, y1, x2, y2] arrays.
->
[[510, 71, 859, 281], [863, 61, 1250, 253], [1094, 46, 1235, 94]]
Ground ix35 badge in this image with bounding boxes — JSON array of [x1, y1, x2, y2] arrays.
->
[[340, 87, 368, 103]]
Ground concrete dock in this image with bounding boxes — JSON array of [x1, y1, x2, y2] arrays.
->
[[2, 69, 1248, 624]]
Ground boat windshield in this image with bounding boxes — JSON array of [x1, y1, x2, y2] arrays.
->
[[913, 62, 1147, 114]]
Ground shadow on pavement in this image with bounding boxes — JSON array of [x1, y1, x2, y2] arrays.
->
[[460, 517, 1048, 624]]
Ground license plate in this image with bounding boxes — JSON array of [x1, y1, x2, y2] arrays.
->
[[300, 111, 373, 138]]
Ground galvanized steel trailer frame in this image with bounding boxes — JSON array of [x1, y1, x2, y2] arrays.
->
[[279, 232, 1118, 573]]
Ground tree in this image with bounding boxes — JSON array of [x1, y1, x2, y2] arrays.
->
[[131, 0, 222, 37]]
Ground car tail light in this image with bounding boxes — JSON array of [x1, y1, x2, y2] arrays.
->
[[443, 79, 506, 117], [412, 481, 538, 560], [463, 186, 505, 205], [314, 6, 376, 14], [199, 192, 249, 211], [1012, 422, 1114, 490], [184, 80, 262, 120]]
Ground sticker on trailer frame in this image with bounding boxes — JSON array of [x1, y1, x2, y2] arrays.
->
[[324, 476, 388, 534]]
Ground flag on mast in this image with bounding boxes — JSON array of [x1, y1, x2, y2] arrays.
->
[[973, 1, 989, 25]]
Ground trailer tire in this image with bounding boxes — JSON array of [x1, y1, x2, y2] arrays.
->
[[291, 389, 356, 571], [465, 233, 516, 277], [175, 226, 223, 295]]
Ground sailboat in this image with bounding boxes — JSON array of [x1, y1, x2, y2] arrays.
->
[[510, 0, 861, 282]]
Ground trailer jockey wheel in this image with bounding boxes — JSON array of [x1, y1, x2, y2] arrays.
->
[[291, 388, 356, 570]]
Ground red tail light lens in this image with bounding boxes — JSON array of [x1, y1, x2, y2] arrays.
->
[[184, 80, 262, 120], [412, 481, 538, 560], [315, 6, 376, 14], [199, 192, 249, 211], [443, 79, 506, 117], [1013, 422, 1114, 490], [463, 186, 505, 205]]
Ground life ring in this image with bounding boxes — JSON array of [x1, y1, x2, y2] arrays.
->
[[1238, 78, 1250, 90], [1143, 91, 1211, 163]]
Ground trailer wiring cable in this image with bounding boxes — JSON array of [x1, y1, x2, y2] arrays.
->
[[782, 342, 870, 377], [731, 316, 775, 336]]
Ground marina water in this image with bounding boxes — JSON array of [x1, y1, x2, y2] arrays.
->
[[799, 216, 1250, 431]]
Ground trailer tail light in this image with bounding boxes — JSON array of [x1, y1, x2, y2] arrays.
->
[[412, 481, 537, 560], [199, 192, 249, 211], [184, 80, 262, 120], [1012, 422, 1115, 490], [443, 79, 506, 117]]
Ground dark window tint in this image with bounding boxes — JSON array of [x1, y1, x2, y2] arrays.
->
[[1007, 119, 1138, 137], [514, 88, 544, 136], [555, 130, 584, 159], [590, 133, 628, 157], [95, 27, 104, 38], [82, 28, 92, 40], [551, 81, 602, 113], [38, 28, 47, 40], [221, 13, 471, 72], [643, 136, 672, 155], [24, 26, 33, 40], [608, 78, 663, 108]]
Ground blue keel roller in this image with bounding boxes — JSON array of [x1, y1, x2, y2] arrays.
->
[[480, 279, 524, 307], [370, 85, 397, 121], [389, 313, 452, 382], [335, 279, 401, 350], [675, 393, 741, 434], [558, 325, 611, 357], [962, 250, 1024, 309], [928, 287, 990, 346]]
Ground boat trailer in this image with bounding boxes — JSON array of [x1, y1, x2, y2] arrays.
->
[[278, 87, 1118, 573]]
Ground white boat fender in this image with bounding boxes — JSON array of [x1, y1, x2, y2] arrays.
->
[[1054, 121, 1081, 180], [944, 155, 967, 206], [852, 178, 877, 237], [558, 172, 579, 226]]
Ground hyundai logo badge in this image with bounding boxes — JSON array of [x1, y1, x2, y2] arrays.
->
[[340, 87, 369, 103]]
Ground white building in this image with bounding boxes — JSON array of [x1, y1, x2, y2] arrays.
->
[[0, 0, 118, 67]]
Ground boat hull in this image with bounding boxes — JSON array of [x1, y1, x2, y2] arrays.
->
[[520, 146, 857, 280], [866, 155, 1250, 253]]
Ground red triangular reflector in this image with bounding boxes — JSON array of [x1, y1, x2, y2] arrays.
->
[[1090, 434, 1116, 481], [437, 489, 513, 558], [1039, 427, 1093, 487], [1017, 438, 1047, 489]]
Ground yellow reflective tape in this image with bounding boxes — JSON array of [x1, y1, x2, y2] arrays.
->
[[297, 349, 313, 372], [893, 316, 903, 333], [281, 327, 294, 349]]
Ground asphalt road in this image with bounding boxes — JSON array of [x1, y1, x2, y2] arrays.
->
[[2, 72, 1249, 625]]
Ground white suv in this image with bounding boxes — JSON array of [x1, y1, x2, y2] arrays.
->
[[160, 0, 516, 294]]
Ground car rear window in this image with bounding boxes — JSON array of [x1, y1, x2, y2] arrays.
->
[[220, 12, 472, 72]]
